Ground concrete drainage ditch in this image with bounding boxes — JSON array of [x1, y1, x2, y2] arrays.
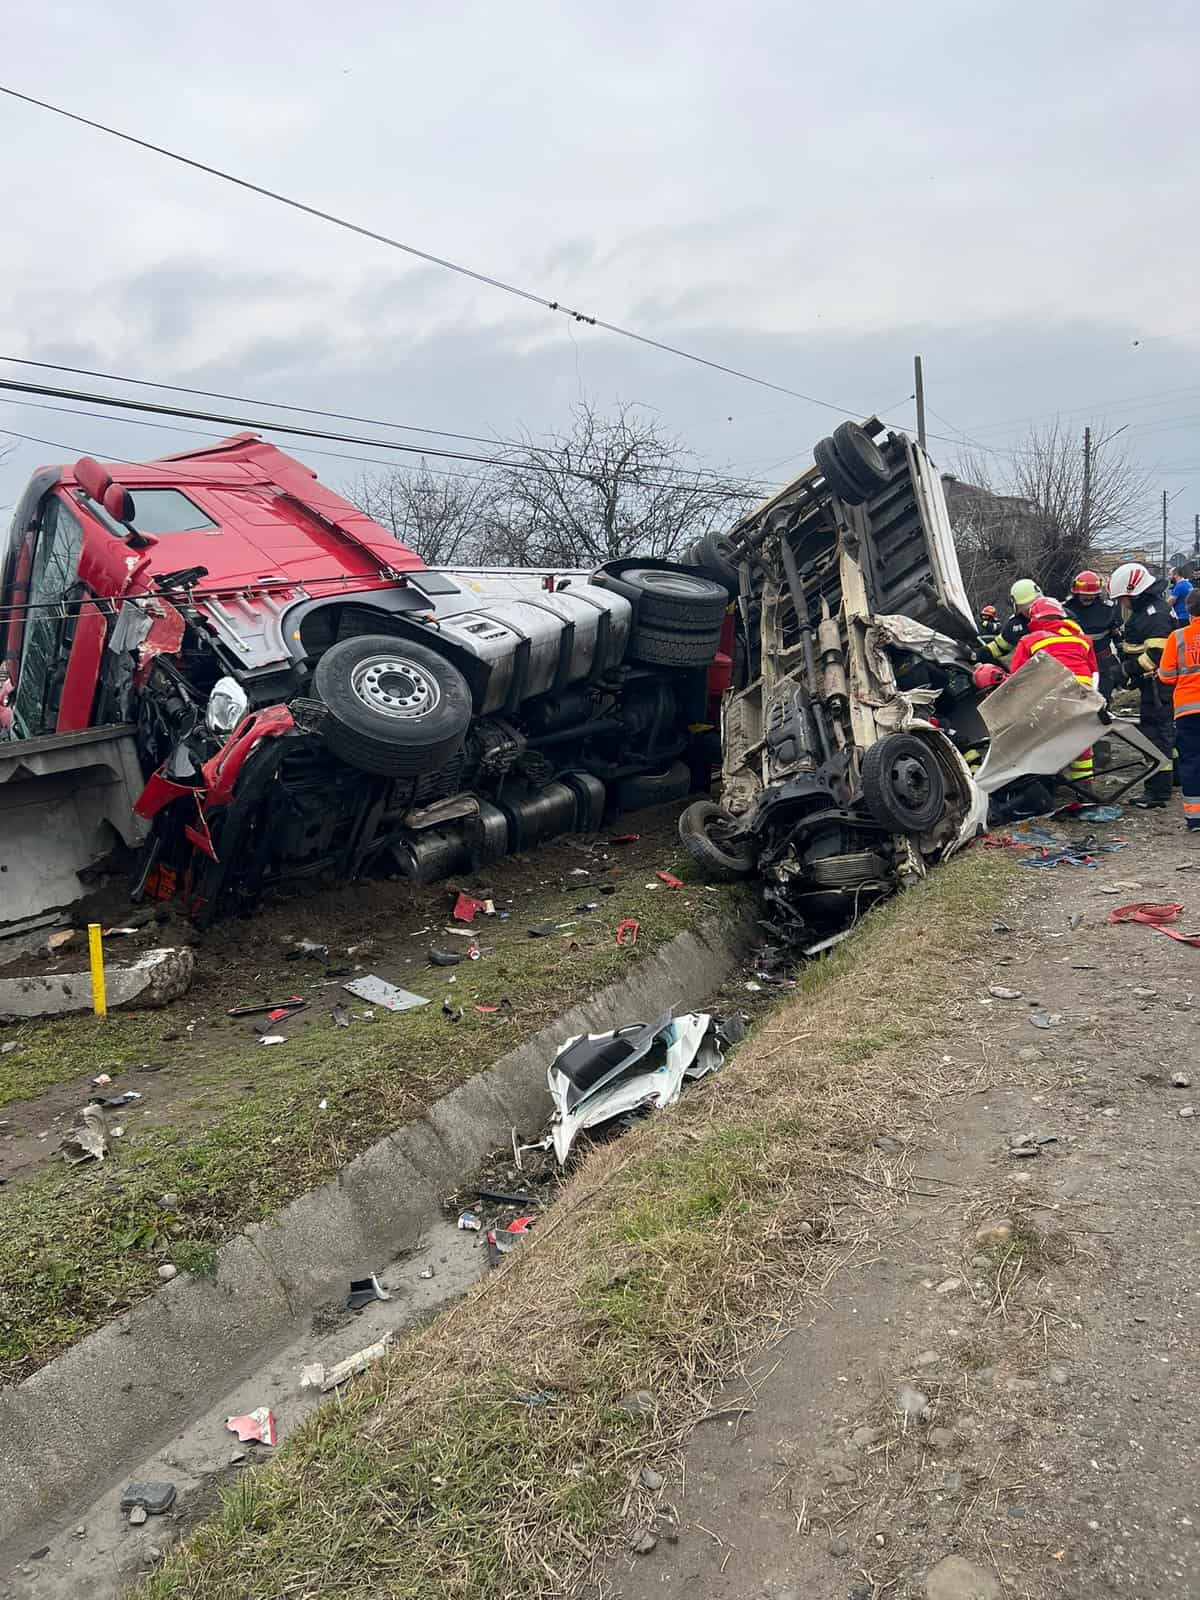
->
[[0, 913, 746, 1599]]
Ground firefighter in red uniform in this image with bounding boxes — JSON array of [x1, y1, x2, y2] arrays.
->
[[1008, 596, 1099, 783]]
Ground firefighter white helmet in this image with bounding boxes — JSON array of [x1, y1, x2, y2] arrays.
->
[[1107, 562, 1156, 601]]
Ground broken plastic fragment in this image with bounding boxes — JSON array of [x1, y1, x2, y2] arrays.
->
[[608, 833, 640, 845], [451, 892, 489, 924], [119, 1482, 177, 1515], [615, 918, 640, 947], [346, 1273, 391, 1310], [225, 1408, 277, 1446], [300, 1332, 393, 1392], [258, 1035, 287, 1046], [457, 1210, 482, 1231], [62, 1103, 109, 1166], [655, 870, 683, 889], [428, 948, 463, 967]]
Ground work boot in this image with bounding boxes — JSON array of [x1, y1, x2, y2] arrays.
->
[[1131, 796, 1168, 810]]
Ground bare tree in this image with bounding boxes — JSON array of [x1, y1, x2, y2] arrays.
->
[[481, 400, 754, 567], [349, 461, 494, 566], [945, 421, 1154, 606]]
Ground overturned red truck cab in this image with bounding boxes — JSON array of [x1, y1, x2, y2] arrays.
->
[[0, 434, 732, 928]]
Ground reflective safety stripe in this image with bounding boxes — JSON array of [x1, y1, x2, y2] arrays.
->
[[1138, 652, 1157, 672], [1183, 798, 1200, 815]]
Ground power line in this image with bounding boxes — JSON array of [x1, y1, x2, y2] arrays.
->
[[0, 84, 868, 418], [0, 376, 771, 494], [0, 353, 538, 455]]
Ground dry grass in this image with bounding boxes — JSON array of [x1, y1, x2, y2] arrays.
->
[[140, 848, 1015, 1600]]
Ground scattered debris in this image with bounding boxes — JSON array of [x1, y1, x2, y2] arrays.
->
[[451, 892, 491, 923], [1029, 1011, 1063, 1029], [615, 918, 640, 947], [128, 1506, 148, 1526], [227, 996, 305, 1018], [457, 1210, 482, 1232], [527, 923, 559, 938], [988, 985, 1022, 1000], [655, 870, 683, 889], [332, 1003, 351, 1028], [342, 975, 430, 1011], [534, 1011, 727, 1164], [608, 833, 640, 845], [1180, 1106, 1196, 1119], [286, 939, 328, 960], [477, 1187, 539, 1208], [1069, 911, 1084, 930], [442, 999, 464, 1023], [225, 1408, 277, 1446], [258, 1035, 287, 1046], [120, 1483, 177, 1516], [1110, 902, 1200, 948], [629, 1529, 658, 1555], [300, 1332, 393, 1392], [96, 1090, 142, 1108], [1172, 1072, 1192, 1089], [0, 1042, 16, 1055], [47, 928, 77, 952], [1077, 804, 1124, 822], [346, 1274, 390, 1310], [157, 1264, 177, 1282], [419, 1266, 434, 1280], [61, 1103, 110, 1166], [428, 948, 463, 967], [640, 1466, 664, 1491]]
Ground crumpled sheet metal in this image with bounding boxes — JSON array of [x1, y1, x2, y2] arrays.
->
[[975, 655, 1104, 793], [545, 1013, 724, 1164]]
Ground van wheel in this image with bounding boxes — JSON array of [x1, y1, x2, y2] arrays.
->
[[860, 734, 946, 832], [313, 634, 472, 778], [678, 800, 755, 880]]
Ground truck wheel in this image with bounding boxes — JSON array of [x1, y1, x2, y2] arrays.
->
[[628, 624, 723, 667], [679, 800, 755, 880], [814, 435, 870, 505], [860, 733, 946, 833], [831, 422, 891, 495], [614, 567, 730, 631], [685, 531, 740, 593], [615, 760, 692, 810], [313, 634, 472, 778]]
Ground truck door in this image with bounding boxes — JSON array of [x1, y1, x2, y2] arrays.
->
[[7, 494, 91, 738]]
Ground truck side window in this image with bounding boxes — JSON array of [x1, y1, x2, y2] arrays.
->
[[11, 497, 86, 738]]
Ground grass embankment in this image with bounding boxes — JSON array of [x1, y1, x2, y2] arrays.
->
[[1, 872, 721, 1383], [140, 848, 1015, 1600]]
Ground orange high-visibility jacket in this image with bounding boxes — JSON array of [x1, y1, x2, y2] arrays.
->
[[1008, 617, 1098, 684], [1157, 618, 1200, 716]]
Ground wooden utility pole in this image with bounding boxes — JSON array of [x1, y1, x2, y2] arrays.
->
[[1162, 489, 1169, 577], [1082, 426, 1092, 544], [914, 355, 926, 451]]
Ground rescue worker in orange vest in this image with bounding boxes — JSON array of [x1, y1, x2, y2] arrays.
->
[[1157, 586, 1200, 831], [1007, 596, 1099, 783]]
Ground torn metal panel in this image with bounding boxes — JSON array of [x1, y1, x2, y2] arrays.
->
[[975, 655, 1105, 792], [545, 1013, 724, 1164], [0, 725, 148, 930]]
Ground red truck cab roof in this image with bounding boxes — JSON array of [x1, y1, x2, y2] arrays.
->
[[54, 433, 427, 596]]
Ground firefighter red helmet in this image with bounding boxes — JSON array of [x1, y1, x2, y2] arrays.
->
[[1108, 561, 1155, 600], [1027, 596, 1067, 626], [981, 604, 997, 618], [1071, 569, 1102, 597], [973, 664, 1006, 691]]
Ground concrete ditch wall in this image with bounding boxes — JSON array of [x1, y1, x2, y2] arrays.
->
[[0, 915, 745, 1548]]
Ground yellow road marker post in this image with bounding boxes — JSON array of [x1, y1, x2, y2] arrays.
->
[[88, 923, 107, 1019]]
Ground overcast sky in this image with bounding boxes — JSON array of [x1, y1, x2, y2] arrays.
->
[[2, 0, 1199, 559]]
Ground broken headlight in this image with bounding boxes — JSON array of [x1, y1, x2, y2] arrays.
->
[[205, 676, 249, 736]]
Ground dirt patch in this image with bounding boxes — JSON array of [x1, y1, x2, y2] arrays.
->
[[594, 805, 1200, 1599]]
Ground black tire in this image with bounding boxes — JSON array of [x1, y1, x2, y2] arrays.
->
[[628, 624, 723, 667], [615, 760, 692, 811], [612, 566, 729, 630], [831, 422, 891, 495], [678, 800, 755, 881], [813, 435, 870, 506], [313, 634, 472, 778], [687, 531, 740, 593], [860, 733, 946, 833]]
